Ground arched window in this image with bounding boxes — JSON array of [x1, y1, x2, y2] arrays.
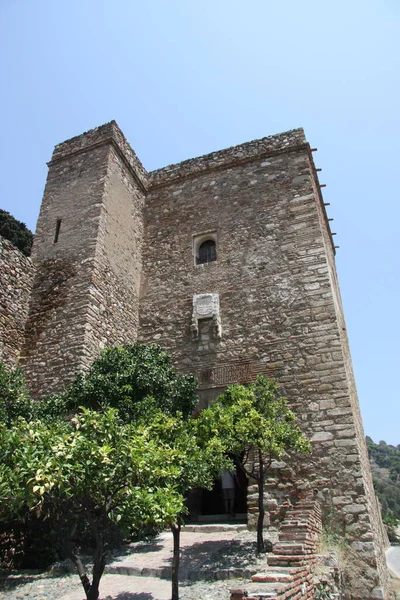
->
[[197, 239, 217, 264]]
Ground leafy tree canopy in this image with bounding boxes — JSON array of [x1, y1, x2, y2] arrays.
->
[[0, 209, 33, 256], [34, 344, 198, 423], [197, 376, 311, 552], [197, 376, 311, 460], [367, 436, 400, 528], [0, 352, 227, 600], [0, 408, 186, 600], [67, 343, 198, 420]]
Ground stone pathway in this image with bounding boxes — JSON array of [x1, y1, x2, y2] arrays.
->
[[105, 525, 257, 580], [0, 525, 276, 600]]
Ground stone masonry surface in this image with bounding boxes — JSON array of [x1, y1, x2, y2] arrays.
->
[[0, 121, 392, 598], [20, 123, 145, 397], [0, 237, 35, 367]]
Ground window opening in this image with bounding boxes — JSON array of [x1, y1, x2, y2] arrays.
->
[[54, 219, 61, 243], [197, 239, 216, 264]]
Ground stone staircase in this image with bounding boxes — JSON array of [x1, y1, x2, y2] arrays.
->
[[230, 499, 322, 600]]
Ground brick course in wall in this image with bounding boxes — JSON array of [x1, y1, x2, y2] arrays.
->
[[0, 121, 391, 598]]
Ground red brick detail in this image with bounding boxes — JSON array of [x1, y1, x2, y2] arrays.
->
[[230, 498, 322, 600]]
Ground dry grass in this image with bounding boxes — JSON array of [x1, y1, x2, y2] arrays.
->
[[316, 532, 372, 599]]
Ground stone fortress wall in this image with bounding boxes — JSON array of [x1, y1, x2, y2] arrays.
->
[[0, 122, 391, 598], [0, 237, 35, 368], [19, 122, 146, 397]]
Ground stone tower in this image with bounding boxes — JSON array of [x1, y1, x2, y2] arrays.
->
[[15, 122, 390, 598], [21, 123, 146, 396]]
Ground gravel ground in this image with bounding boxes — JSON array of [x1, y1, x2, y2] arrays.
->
[[0, 572, 83, 600], [0, 572, 252, 600], [0, 530, 275, 600]]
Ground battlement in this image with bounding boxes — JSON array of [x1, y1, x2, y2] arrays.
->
[[50, 120, 148, 190], [50, 121, 307, 191], [149, 127, 307, 187]]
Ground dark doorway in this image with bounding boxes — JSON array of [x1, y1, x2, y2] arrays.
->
[[187, 462, 247, 523]]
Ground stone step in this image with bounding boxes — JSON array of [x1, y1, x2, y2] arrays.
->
[[105, 563, 257, 581], [234, 581, 286, 599], [279, 521, 309, 532], [273, 543, 306, 555], [252, 570, 294, 583], [267, 555, 306, 567], [182, 523, 248, 533]]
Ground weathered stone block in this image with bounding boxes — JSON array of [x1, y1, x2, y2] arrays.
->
[[311, 431, 334, 442]]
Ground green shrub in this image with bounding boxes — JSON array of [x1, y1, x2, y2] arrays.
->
[[0, 209, 33, 256], [0, 363, 32, 425]]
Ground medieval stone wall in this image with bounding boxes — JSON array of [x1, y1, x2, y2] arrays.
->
[[83, 141, 146, 361], [139, 131, 389, 598], [0, 237, 35, 367], [308, 158, 390, 594], [6, 121, 390, 597], [20, 143, 109, 396]]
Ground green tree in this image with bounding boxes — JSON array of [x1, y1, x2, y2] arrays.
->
[[0, 408, 185, 600], [0, 209, 33, 256], [147, 414, 231, 600], [367, 436, 400, 523], [197, 376, 311, 553], [37, 344, 198, 423], [0, 347, 239, 600]]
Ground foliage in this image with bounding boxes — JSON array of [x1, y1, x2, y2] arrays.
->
[[366, 436, 400, 527], [317, 525, 370, 600], [198, 375, 310, 464], [382, 513, 400, 544], [0, 408, 187, 600], [41, 344, 198, 423], [197, 375, 311, 552], [0, 363, 32, 425], [314, 583, 335, 600], [367, 437, 400, 484], [0, 209, 33, 256], [0, 345, 229, 600], [144, 412, 231, 600]]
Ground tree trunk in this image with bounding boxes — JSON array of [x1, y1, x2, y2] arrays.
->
[[87, 547, 105, 600], [70, 526, 105, 600], [71, 551, 92, 599], [87, 584, 100, 600], [257, 449, 265, 553], [171, 520, 181, 600]]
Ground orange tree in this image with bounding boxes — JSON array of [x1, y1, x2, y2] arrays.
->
[[196, 376, 311, 553], [0, 408, 187, 600]]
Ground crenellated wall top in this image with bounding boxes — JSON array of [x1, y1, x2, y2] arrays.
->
[[148, 127, 307, 188], [48, 123, 308, 192], [50, 121, 149, 190]]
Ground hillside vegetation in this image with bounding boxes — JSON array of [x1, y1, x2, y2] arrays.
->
[[366, 436, 400, 536], [0, 209, 33, 256]]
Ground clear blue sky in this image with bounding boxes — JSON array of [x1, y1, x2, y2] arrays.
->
[[1, 0, 399, 444]]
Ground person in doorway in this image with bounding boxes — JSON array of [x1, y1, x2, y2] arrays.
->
[[220, 470, 236, 517]]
